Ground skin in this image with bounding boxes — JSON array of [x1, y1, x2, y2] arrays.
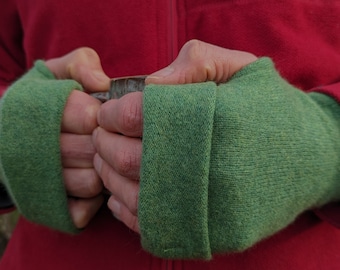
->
[[45, 48, 111, 229], [43, 39, 256, 231], [93, 40, 257, 233]]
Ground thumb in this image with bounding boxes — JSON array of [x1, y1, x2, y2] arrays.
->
[[146, 39, 257, 85], [45, 47, 110, 92]]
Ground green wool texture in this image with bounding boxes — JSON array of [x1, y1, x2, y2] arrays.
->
[[139, 58, 340, 259], [0, 61, 81, 233]]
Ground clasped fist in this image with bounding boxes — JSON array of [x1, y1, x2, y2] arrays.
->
[[47, 40, 257, 231], [93, 92, 143, 233]]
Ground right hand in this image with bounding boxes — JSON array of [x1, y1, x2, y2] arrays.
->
[[146, 39, 257, 85], [93, 40, 257, 232], [45, 48, 110, 228]]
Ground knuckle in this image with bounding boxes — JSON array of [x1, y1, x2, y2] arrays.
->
[[98, 99, 119, 130], [181, 40, 213, 81], [120, 96, 142, 134], [183, 39, 207, 62], [73, 47, 99, 62], [84, 102, 100, 132], [70, 91, 100, 134], [115, 147, 139, 177], [67, 47, 100, 76]]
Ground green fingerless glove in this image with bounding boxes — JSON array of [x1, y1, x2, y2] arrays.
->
[[0, 61, 82, 233], [140, 58, 340, 259]]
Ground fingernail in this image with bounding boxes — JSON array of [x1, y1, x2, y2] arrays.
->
[[93, 70, 109, 82], [109, 199, 121, 216], [92, 127, 99, 146], [93, 153, 102, 173]]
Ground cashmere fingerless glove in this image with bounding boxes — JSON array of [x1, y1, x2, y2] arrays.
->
[[0, 61, 81, 233], [139, 58, 340, 259]]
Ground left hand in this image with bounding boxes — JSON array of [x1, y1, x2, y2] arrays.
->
[[93, 40, 257, 233]]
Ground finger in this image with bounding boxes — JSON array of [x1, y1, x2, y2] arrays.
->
[[108, 196, 140, 234], [94, 154, 139, 216], [61, 133, 96, 168], [146, 39, 258, 85], [63, 168, 103, 198], [68, 195, 104, 229], [93, 128, 142, 179], [45, 47, 110, 92], [97, 92, 143, 137], [62, 90, 101, 134]]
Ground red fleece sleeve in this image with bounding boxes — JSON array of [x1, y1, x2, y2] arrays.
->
[[0, 85, 8, 97], [0, 0, 26, 89], [0, 1, 25, 211]]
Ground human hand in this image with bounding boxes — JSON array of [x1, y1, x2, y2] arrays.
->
[[146, 39, 257, 85], [45, 48, 110, 228], [93, 91, 143, 233], [93, 40, 257, 233]]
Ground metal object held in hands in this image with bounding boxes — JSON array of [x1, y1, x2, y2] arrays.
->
[[92, 75, 147, 102]]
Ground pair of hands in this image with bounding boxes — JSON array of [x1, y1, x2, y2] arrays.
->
[[45, 40, 257, 232]]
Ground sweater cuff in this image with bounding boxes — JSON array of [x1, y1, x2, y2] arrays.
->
[[0, 60, 82, 233], [139, 82, 217, 259]]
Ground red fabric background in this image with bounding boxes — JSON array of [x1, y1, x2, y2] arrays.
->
[[1, 0, 340, 269]]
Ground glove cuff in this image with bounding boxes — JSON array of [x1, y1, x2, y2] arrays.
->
[[0, 61, 82, 233]]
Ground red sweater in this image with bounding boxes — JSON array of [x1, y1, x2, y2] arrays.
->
[[1, 1, 340, 269]]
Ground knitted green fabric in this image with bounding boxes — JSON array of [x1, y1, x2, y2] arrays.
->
[[0, 61, 81, 233], [139, 58, 340, 259]]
